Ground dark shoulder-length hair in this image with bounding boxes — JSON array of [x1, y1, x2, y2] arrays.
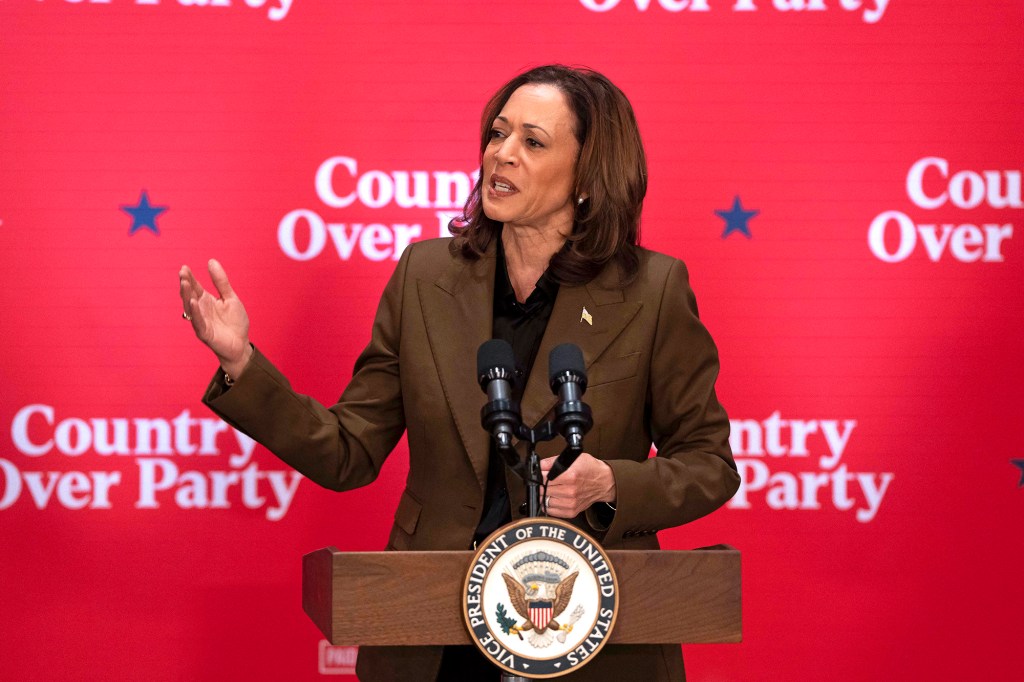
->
[[449, 64, 647, 285]]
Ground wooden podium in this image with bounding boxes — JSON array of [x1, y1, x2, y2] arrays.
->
[[302, 546, 741, 646]]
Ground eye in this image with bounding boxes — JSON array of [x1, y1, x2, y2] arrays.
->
[[526, 137, 544, 148], [488, 128, 506, 141]]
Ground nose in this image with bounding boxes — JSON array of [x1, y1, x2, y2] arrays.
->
[[493, 135, 520, 166]]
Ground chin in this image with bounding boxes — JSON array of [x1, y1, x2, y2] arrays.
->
[[481, 200, 507, 224]]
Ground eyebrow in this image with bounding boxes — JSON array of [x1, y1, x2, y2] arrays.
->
[[495, 116, 550, 137]]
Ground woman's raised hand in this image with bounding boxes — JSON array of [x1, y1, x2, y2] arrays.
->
[[178, 259, 253, 379]]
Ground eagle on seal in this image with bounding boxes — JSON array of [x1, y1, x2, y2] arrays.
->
[[501, 551, 579, 648]]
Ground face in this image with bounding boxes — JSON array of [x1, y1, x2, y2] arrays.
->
[[481, 84, 580, 235]]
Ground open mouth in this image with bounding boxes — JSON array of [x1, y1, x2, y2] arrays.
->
[[490, 175, 518, 196]]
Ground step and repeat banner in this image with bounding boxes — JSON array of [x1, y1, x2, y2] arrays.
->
[[1, 1, 1021, 680]]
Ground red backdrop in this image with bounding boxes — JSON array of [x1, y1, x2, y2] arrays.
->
[[1, 1, 1022, 679]]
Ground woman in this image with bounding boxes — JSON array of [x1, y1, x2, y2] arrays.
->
[[179, 65, 739, 681]]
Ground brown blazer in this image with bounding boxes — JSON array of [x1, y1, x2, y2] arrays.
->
[[204, 237, 739, 681]]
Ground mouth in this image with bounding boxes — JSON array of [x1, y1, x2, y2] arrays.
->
[[488, 174, 518, 197]]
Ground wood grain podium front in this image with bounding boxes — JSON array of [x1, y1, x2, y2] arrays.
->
[[302, 547, 741, 646]]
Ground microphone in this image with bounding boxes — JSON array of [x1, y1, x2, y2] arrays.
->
[[546, 343, 594, 481], [477, 339, 522, 466]]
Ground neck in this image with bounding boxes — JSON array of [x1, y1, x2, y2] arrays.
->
[[501, 225, 566, 303]]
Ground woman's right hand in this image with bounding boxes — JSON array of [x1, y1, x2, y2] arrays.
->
[[178, 259, 253, 380]]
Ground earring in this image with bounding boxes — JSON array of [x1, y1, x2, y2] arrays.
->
[[577, 196, 586, 205]]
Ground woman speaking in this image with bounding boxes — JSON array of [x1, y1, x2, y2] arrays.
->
[[179, 64, 739, 681]]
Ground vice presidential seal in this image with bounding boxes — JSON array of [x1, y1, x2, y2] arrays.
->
[[462, 518, 618, 678]]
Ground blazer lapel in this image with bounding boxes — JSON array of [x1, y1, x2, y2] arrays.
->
[[519, 266, 643, 431], [417, 245, 496, 492], [417, 245, 643, 491]]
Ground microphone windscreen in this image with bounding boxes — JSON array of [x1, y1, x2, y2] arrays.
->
[[477, 339, 516, 377], [549, 343, 586, 383]]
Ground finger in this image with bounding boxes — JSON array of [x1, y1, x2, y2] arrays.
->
[[545, 492, 567, 509], [545, 499, 577, 519], [180, 264, 206, 299], [541, 471, 572, 488], [207, 258, 236, 300], [541, 453, 593, 475], [179, 276, 196, 313], [179, 272, 204, 317], [189, 295, 218, 343]]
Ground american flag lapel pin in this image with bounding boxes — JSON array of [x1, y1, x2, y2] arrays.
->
[[581, 307, 593, 325]]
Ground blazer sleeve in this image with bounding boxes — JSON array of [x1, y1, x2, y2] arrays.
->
[[200, 246, 411, 492], [591, 257, 739, 543]]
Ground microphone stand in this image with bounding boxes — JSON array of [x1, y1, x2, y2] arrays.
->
[[515, 421, 558, 519], [479, 342, 591, 682], [480, 396, 562, 519], [496, 421, 566, 682]]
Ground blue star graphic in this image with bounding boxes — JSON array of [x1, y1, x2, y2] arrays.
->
[[716, 195, 759, 239], [120, 190, 167, 235], [1011, 459, 1024, 488]]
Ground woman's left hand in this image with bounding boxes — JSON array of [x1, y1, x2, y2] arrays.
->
[[540, 453, 616, 518]]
